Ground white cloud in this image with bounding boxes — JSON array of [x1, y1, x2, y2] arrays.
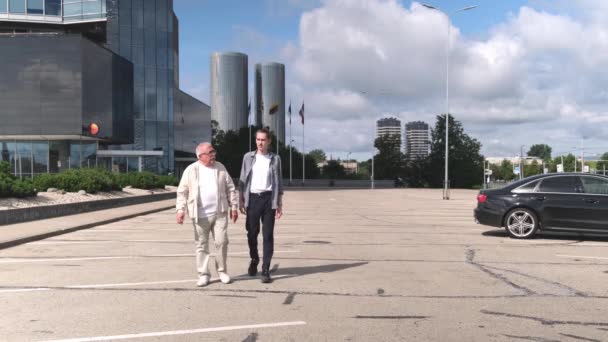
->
[[282, 0, 608, 159]]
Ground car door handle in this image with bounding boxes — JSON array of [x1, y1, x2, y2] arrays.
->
[[584, 198, 599, 204], [535, 196, 546, 201]]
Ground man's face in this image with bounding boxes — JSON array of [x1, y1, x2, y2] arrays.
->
[[197, 145, 216, 166], [256, 132, 271, 153]]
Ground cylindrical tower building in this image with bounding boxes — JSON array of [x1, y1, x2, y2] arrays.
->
[[255, 62, 285, 144], [210, 52, 248, 132]]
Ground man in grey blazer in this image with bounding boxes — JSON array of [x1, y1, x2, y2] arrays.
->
[[239, 128, 284, 283], [176, 142, 238, 287]]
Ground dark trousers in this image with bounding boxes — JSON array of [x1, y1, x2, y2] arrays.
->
[[246, 192, 275, 271]]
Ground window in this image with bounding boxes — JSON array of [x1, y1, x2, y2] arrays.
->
[[512, 180, 540, 193], [0, 0, 7, 13], [82, 0, 102, 14], [27, 0, 43, 14], [63, 2, 82, 17], [45, 0, 61, 16], [581, 176, 608, 195], [538, 176, 582, 193], [32, 141, 48, 174], [9, 0, 26, 13]]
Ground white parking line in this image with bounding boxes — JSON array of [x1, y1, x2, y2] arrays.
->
[[0, 288, 50, 293], [41, 321, 307, 342], [32, 236, 301, 244], [556, 254, 608, 260], [0, 250, 300, 264], [0, 274, 295, 293]]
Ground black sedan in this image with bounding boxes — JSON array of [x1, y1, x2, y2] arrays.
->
[[474, 173, 608, 239]]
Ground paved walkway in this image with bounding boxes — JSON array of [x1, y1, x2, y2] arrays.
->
[[0, 199, 175, 249]]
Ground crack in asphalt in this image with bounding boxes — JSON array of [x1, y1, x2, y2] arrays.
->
[[482, 310, 608, 327], [466, 249, 536, 295], [559, 333, 601, 342], [483, 265, 588, 297], [354, 315, 430, 320], [502, 334, 560, 342]]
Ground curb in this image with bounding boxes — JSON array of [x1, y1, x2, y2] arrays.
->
[[0, 192, 175, 226], [0, 204, 174, 250]]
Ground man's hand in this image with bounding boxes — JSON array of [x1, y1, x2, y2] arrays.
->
[[275, 207, 283, 219], [239, 205, 246, 215], [176, 210, 185, 225], [230, 210, 238, 223]]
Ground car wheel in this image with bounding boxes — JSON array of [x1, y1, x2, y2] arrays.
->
[[504, 208, 538, 239]]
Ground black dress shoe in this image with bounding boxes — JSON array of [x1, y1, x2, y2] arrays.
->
[[248, 259, 259, 276], [261, 269, 272, 283]]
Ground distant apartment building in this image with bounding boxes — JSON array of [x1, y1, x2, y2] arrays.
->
[[376, 117, 402, 153], [405, 121, 430, 160]]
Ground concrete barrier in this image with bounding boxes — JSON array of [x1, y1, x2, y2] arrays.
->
[[282, 179, 395, 188], [0, 192, 175, 226]]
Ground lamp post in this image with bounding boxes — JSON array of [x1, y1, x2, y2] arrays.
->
[[423, 3, 477, 200], [520, 145, 526, 180]]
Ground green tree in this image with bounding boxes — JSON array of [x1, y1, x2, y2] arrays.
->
[[427, 114, 483, 188], [308, 149, 327, 164], [551, 154, 576, 173], [524, 159, 543, 177], [495, 159, 515, 181], [373, 134, 404, 179], [213, 126, 321, 181], [322, 160, 346, 179], [596, 152, 608, 173], [527, 144, 552, 161]]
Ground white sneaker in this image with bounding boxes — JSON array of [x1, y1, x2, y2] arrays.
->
[[196, 275, 210, 287], [218, 272, 231, 284]]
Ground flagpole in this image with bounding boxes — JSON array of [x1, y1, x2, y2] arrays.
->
[[302, 113, 305, 185], [289, 100, 292, 185]]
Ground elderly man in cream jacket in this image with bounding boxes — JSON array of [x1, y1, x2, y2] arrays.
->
[[176, 142, 238, 287]]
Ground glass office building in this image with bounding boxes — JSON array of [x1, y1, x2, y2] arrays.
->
[[0, 0, 209, 177], [255, 62, 285, 144], [210, 52, 248, 133]]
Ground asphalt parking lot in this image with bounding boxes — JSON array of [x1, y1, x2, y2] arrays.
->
[[2, 189, 608, 341]]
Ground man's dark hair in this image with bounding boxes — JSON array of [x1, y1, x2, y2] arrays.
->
[[256, 128, 272, 140]]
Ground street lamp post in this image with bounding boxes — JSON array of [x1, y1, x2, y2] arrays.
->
[[520, 145, 526, 180], [423, 3, 477, 200]]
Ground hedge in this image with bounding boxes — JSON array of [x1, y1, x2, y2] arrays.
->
[[0, 161, 37, 198]]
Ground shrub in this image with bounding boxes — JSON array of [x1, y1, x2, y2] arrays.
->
[[0, 161, 37, 198], [10, 179, 37, 198], [157, 175, 178, 187], [52, 168, 116, 193], [32, 173, 56, 192], [0, 161, 13, 178]]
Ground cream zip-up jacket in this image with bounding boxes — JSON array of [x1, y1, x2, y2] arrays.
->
[[176, 161, 238, 223]]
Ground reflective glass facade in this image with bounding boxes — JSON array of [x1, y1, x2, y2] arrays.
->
[[174, 90, 211, 154], [0, 0, 103, 21], [105, 0, 176, 174], [255, 62, 285, 144], [0, 34, 133, 141], [0, 139, 97, 178], [210, 52, 248, 132], [0, 0, 204, 176]]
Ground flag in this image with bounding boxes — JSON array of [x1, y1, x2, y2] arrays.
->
[[288, 102, 291, 124], [298, 102, 305, 124], [269, 103, 279, 115], [247, 99, 252, 125]]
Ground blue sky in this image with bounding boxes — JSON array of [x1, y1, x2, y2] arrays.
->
[[173, 1, 608, 161]]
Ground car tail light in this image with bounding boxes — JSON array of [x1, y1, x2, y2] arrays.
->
[[477, 194, 487, 203]]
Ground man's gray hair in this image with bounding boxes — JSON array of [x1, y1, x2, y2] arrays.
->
[[195, 142, 212, 157]]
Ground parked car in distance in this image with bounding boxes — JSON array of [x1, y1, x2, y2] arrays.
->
[[474, 173, 608, 239]]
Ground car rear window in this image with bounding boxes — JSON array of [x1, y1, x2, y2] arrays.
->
[[581, 176, 608, 195], [512, 180, 540, 193], [538, 176, 582, 193]]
